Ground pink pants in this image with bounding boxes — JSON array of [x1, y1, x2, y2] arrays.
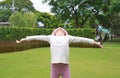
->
[[51, 64, 70, 78]]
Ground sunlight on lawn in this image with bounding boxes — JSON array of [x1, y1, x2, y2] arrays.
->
[[0, 42, 120, 78]]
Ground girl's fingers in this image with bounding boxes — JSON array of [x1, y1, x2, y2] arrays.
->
[[16, 40, 20, 43]]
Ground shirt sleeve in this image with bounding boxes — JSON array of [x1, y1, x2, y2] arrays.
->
[[68, 35, 95, 44], [24, 35, 50, 42]]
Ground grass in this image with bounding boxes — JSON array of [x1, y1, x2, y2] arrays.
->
[[0, 42, 120, 78]]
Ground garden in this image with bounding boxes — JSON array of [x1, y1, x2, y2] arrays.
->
[[0, 27, 96, 53], [0, 0, 120, 78], [0, 42, 120, 78]]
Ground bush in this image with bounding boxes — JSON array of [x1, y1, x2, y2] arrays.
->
[[0, 27, 95, 41], [0, 41, 99, 53], [0, 27, 53, 41], [0, 8, 12, 22], [0, 27, 96, 53], [107, 38, 120, 42], [67, 28, 95, 39], [9, 12, 37, 28], [0, 41, 49, 53]]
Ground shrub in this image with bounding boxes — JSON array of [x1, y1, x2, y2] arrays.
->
[[0, 27, 96, 52], [67, 28, 95, 38], [0, 27, 95, 41], [0, 41, 99, 53], [0, 27, 53, 41], [107, 38, 120, 42], [9, 12, 37, 28], [0, 41, 49, 53]]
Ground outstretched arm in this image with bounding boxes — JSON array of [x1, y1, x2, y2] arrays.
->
[[68, 35, 103, 48], [16, 38, 26, 43], [93, 41, 103, 48], [16, 35, 50, 43]]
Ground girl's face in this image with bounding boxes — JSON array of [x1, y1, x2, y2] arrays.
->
[[55, 30, 65, 36]]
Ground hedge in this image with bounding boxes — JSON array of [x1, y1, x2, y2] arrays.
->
[[0, 27, 95, 41], [0, 41, 100, 53], [107, 38, 120, 42], [0, 27, 53, 41], [0, 27, 96, 53], [0, 41, 50, 53]]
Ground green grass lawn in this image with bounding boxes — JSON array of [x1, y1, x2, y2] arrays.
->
[[0, 42, 120, 78]]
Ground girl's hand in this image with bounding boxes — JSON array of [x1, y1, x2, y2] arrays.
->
[[94, 42, 103, 48], [16, 38, 26, 43], [16, 40, 20, 43]]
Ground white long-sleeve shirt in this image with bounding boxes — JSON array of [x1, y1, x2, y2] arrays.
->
[[25, 35, 94, 64]]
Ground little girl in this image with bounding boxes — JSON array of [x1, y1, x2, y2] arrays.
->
[[16, 27, 103, 78]]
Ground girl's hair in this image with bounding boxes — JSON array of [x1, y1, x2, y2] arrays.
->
[[52, 27, 68, 36]]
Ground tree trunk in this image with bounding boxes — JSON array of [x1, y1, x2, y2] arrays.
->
[[80, 15, 90, 28], [74, 10, 79, 28]]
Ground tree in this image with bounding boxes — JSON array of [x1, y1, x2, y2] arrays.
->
[[9, 12, 37, 28], [34, 11, 63, 28], [107, 0, 120, 36], [0, 8, 12, 22], [43, 0, 110, 28], [95, 0, 120, 36], [0, 0, 35, 12], [0, 0, 36, 22]]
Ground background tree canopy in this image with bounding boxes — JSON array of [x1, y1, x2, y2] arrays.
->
[[43, 0, 120, 36], [0, 0, 35, 22], [0, 8, 12, 22], [0, 0, 120, 36], [43, 0, 110, 28], [9, 12, 37, 28], [0, 0, 35, 12]]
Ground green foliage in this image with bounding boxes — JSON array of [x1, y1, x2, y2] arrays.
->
[[0, 0, 36, 23], [109, 0, 120, 14], [9, 12, 37, 27], [67, 28, 95, 38], [34, 11, 63, 28], [43, 0, 110, 28], [107, 38, 120, 42], [0, 8, 12, 22], [106, 0, 120, 36], [34, 11, 53, 28], [0, 40, 99, 53], [0, 27, 49, 41], [0, 43, 120, 78], [0, 0, 35, 12], [94, 0, 120, 35], [0, 41, 49, 53], [0, 27, 95, 52], [0, 27, 95, 41]]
